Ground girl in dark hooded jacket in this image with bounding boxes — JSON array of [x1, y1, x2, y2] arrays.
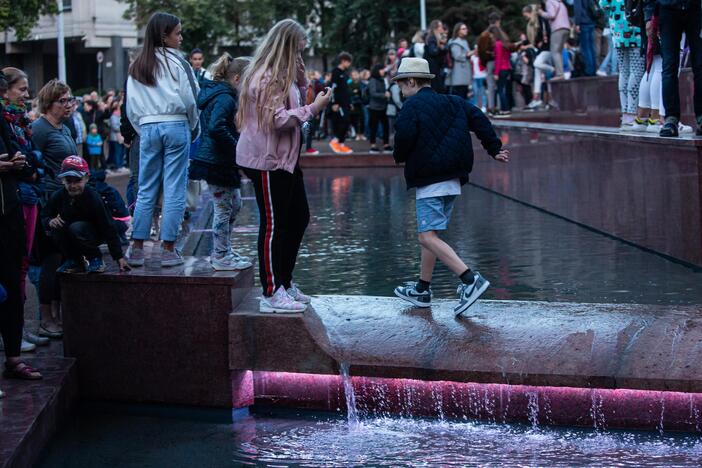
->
[[189, 53, 253, 271]]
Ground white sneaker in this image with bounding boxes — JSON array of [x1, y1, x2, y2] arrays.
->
[[24, 331, 50, 346], [527, 99, 543, 109], [596, 70, 608, 77], [679, 122, 694, 134], [160, 248, 184, 267], [646, 121, 662, 133], [229, 249, 251, 264], [630, 119, 649, 132], [126, 245, 145, 267], [619, 122, 635, 132], [0, 388, 5, 399], [260, 287, 307, 313], [211, 253, 252, 271], [21, 339, 36, 353], [287, 283, 312, 304]]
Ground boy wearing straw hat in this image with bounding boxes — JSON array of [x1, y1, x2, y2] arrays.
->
[[391, 58, 510, 316]]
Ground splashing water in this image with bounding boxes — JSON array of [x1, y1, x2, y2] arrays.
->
[[339, 363, 360, 428], [527, 392, 540, 429]]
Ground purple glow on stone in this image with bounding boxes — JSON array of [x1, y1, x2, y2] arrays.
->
[[251, 371, 702, 432]]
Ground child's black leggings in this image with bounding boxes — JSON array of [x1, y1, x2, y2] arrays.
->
[[244, 166, 310, 297]]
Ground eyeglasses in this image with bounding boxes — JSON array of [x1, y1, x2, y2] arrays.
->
[[56, 97, 76, 107]]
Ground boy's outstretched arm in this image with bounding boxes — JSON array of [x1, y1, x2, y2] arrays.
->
[[465, 103, 505, 159], [392, 103, 418, 164]]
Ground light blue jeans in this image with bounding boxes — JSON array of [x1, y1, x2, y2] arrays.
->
[[598, 33, 618, 75], [132, 121, 190, 242]]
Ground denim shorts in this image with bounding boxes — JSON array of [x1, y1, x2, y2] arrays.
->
[[416, 195, 457, 233]]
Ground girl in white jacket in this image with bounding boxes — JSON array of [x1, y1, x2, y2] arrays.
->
[[125, 12, 199, 268]]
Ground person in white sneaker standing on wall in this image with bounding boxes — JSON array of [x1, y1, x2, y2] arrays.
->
[[125, 12, 200, 268], [235, 19, 332, 313]]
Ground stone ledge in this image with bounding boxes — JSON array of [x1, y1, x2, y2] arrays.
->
[[231, 294, 702, 393]]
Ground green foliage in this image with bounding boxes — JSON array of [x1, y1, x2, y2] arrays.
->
[[121, 0, 241, 56], [0, 0, 56, 40], [120, 0, 528, 66]]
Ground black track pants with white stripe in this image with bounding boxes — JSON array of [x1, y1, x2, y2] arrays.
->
[[244, 166, 310, 297]]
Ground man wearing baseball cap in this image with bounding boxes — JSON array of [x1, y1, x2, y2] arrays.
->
[[43, 155, 130, 273]]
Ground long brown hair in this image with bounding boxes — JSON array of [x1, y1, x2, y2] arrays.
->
[[129, 12, 181, 86], [236, 19, 307, 132]]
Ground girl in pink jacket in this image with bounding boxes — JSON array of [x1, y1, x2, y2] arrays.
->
[[236, 19, 331, 313]]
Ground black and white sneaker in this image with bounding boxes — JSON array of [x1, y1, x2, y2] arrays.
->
[[455, 272, 490, 317], [394, 281, 432, 308]]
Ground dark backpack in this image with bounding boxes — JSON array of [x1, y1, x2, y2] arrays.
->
[[624, 0, 644, 25]]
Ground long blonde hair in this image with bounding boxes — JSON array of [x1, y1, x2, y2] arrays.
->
[[236, 19, 307, 132]]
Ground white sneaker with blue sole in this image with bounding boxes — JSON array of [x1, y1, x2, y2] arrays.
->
[[455, 272, 490, 317], [394, 281, 432, 308]]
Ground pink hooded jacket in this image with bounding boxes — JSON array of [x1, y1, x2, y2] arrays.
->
[[236, 69, 320, 174]]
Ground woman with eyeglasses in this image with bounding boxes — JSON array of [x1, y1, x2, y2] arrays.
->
[[31, 79, 78, 198]]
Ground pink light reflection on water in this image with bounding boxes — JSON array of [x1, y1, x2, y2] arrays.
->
[[252, 371, 702, 432]]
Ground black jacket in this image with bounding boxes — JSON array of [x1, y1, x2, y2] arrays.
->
[[42, 186, 123, 260], [189, 80, 241, 188], [331, 67, 351, 109], [393, 87, 502, 189], [644, 0, 698, 20], [424, 34, 447, 93]]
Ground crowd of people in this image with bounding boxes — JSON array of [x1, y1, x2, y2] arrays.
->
[[304, 0, 695, 138], [1, 0, 700, 400]]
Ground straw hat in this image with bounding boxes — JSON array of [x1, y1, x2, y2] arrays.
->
[[391, 57, 435, 82]]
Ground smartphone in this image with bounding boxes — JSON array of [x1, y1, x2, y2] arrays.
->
[[0, 153, 9, 161]]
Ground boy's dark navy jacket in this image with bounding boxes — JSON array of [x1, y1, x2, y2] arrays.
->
[[393, 87, 502, 189], [189, 80, 241, 188], [42, 185, 124, 261]]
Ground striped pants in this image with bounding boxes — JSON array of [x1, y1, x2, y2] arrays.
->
[[244, 166, 309, 297]]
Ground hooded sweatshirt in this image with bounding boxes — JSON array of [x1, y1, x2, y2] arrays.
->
[[190, 80, 242, 187]]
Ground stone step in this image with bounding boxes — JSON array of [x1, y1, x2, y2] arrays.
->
[[61, 258, 254, 407], [0, 357, 77, 468]]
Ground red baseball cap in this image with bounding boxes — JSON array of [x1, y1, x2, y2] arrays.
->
[[58, 155, 90, 179]]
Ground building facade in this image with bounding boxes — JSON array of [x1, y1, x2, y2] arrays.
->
[[1, 0, 138, 94]]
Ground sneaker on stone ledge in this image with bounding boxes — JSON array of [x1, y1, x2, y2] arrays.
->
[[630, 117, 649, 132], [659, 119, 679, 138], [304, 148, 319, 155], [86, 257, 106, 274], [260, 287, 307, 313], [126, 245, 145, 266], [394, 281, 432, 308], [330, 139, 352, 154], [24, 331, 50, 346], [286, 283, 312, 304], [455, 272, 490, 317], [211, 253, 252, 271], [161, 248, 184, 268]]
